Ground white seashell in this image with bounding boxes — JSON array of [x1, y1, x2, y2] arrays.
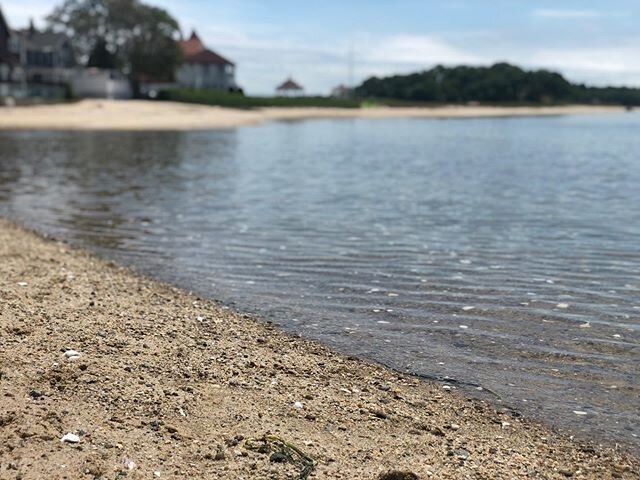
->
[[61, 433, 80, 443]]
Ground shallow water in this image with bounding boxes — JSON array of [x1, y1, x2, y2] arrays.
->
[[0, 113, 638, 449]]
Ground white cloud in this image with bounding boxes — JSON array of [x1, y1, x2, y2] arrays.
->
[[532, 9, 603, 19], [361, 34, 483, 66], [528, 44, 640, 86]]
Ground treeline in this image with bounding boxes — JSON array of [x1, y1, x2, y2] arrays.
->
[[355, 63, 640, 106]]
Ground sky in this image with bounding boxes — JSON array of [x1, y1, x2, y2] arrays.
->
[[2, 0, 639, 95]]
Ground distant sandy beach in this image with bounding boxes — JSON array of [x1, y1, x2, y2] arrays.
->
[[0, 99, 627, 131]]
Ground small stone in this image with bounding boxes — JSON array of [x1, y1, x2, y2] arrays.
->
[[450, 423, 460, 430], [372, 409, 388, 419], [154, 471, 161, 478], [269, 452, 287, 463], [61, 433, 80, 443], [573, 411, 588, 416], [450, 448, 469, 460], [556, 303, 569, 309], [29, 390, 44, 399], [613, 464, 631, 473], [559, 468, 574, 477], [214, 451, 226, 461], [293, 401, 303, 410], [378, 472, 419, 480]]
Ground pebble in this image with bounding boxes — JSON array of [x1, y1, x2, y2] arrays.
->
[[450, 423, 460, 430], [462, 306, 475, 311], [63, 350, 81, 361], [29, 389, 44, 399], [573, 411, 588, 416], [269, 452, 287, 463], [122, 458, 137, 471], [17, 282, 28, 286], [154, 472, 161, 478], [61, 433, 80, 443], [556, 303, 569, 309], [294, 401, 303, 410], [451, 448, 469, 460]]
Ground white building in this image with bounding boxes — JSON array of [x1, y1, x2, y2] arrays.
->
[[70, 68, 131, 99]]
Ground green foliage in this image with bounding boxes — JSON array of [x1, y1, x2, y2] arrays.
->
[[47, 0, 182, 81], [87, 38, 116, 69], [158, 88, 361, 109], [355, 63, 640, 106]]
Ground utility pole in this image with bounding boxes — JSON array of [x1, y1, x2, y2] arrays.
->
[[348, 41, 354, 88]]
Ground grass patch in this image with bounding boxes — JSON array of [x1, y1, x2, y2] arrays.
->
[[157, 88, 361, 109]]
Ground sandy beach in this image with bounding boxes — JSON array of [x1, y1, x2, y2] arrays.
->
[[0, 219, 638, 479], [0, 100, 627, 131]]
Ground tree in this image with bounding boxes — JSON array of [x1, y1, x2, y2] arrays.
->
[[87, 38, 116, 69], [354, 63, 640, 106], [47, 0, 182, 82]]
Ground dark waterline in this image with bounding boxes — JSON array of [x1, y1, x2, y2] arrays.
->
[[0, 114, 638, 450]]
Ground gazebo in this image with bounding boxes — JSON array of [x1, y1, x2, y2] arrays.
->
[[276, 77, 304, 97]]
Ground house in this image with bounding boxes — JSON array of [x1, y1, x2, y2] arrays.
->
[[176, 31, 237, 91], [331, 84, 354, 99], [0, 6, 10, 67], [12, 22, 75, 86], [276, 77, 304, 97], [0, 6, 26, 100]]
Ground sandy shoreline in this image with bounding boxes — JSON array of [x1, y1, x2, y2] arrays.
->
[[0, 100, 627, 131], [0, 218, 638, 479]]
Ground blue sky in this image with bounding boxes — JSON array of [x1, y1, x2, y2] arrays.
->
[[3, 0, 639, 94]]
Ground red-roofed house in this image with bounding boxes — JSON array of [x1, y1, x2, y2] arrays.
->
[[176, 30, 237, 91]]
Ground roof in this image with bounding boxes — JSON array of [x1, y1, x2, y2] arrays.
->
[[0, 6, 9, 38], [178, 30, 234, 66], [277, 78, 304, 91], [0, 6, 12, 64], [13, 28, 71, 49]]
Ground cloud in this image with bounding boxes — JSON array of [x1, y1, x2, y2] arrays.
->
[[528, 43, 640, 86], [361, 34, 483, 66], [213, 33, 485, 94], [531, 9, 606, 19]]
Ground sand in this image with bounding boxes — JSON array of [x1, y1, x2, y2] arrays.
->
[[0, 100, 627, 131], [0, 219, 638, 479]]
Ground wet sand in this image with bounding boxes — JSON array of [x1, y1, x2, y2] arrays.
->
[[0, 100, 627, 131], [0, 218, 638, 479]]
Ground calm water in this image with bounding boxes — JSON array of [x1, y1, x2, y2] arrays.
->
[[1, 113, 639, 449]]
